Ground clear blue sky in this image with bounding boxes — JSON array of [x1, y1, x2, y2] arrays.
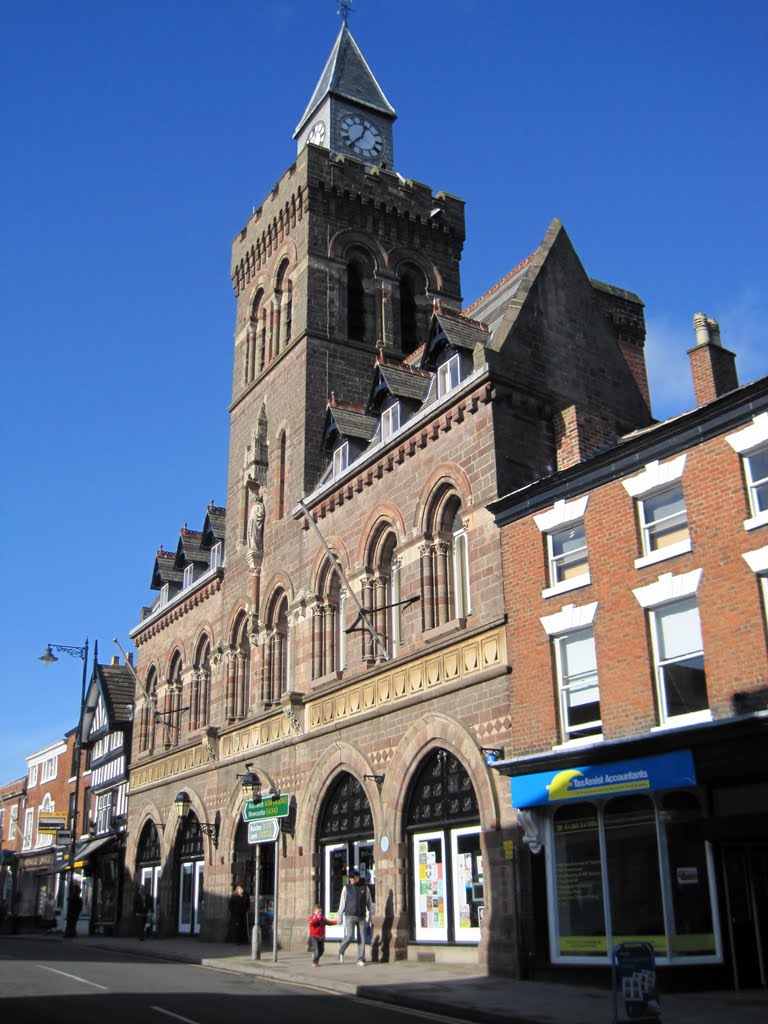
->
[[1, 0, 766, 783]]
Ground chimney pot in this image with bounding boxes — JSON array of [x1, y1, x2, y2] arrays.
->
[[111, 655, 120, 665]]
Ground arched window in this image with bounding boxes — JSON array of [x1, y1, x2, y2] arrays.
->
[[398, 265, 426, 354], [275, 260, 291, 354], [247, 290, 264, 384], [421, 490, 470, 631], [226, 613, 250, 721], [190, 635, 211, 731], [347, 249, 375, 343], [312, 560, 345, 679], [362, 526, 400, 661], [318, 773, 375, 922], [264, 590, 289, 704], [277, 430, 286, 520], [140, 668, 158, 752]]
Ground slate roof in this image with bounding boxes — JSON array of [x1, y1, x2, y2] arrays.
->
[[371, 361, 431, 407], [95, 663, 135, 725], [175, 528, 208, 569], [294, 22, 395, 136], [324, 402, 378, 447], [203, 503, 226, 544], [463, 255, 534, 332], [150, 549, 183, 590]]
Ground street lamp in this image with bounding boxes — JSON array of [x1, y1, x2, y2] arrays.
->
[[38, 638, 91, 935]]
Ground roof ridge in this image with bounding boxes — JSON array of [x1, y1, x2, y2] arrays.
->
[[463, 253, 535, 315]]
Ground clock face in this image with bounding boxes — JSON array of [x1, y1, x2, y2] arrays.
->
[[339, 114, 383, 159], [308, 120, 326, 146]]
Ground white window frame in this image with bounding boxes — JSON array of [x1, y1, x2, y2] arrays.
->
[[452, 521, 471, 619], [29, 764, 38, 788], [553, 628, 602, 743], [743, 545, 768, 627], [22, 808, 34, 850], [9, 805, 18, 839], [534, 497, 591, 598], [41, 756, 57, 784], [633, 569, 710, 728], [380, 402, 401, 442], [726, 412, 768, 531], [437, 353, 461, 398], [332, 441, 350, 479], [159, 583, 169, 607], [183, 564, 194, 589], [390, 559, 402, 654], [209, 541, 223, 570], [0, 809, 4, 840], [623, 456, 692, 568], [541, 602, 601, 747]]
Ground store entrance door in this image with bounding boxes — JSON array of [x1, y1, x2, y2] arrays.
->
[[723, 844, 768, 988]]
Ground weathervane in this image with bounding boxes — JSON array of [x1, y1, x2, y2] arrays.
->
[[338, 0, 353, 24]]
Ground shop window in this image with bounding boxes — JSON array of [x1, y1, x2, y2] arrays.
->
[[318, 773, 375, 937], [550, 792, 718, 964]]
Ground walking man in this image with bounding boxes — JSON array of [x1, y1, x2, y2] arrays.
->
[[337, 868, 374, 965]]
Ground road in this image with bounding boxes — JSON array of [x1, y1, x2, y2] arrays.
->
[[0, 936, 456, 1024]]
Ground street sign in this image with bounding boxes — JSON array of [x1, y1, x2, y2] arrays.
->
[[248, 819, 280, 844], [56, 830, 73, 844], [242, 795, 290, 822]]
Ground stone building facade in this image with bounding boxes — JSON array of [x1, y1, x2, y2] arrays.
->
[[125, 21, 657, 974]]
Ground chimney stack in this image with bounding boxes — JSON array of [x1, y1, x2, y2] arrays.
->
[[688, 312, 738, 407], [111, 655, 120, 665]]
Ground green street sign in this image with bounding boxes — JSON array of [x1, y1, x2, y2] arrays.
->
[[242, 795, 290, 822]]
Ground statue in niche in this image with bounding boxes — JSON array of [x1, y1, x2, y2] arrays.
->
[[247, 490, 265, 554]]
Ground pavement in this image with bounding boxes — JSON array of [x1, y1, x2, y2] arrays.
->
[[9, 932, 768, 1024]]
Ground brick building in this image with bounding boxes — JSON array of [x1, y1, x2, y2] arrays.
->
[[0, 776, 25, 922], [491, 324, 768, 989], [124, 20, 660, 974]]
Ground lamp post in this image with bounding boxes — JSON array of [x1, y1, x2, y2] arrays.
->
[[38, 639, 90, 934]]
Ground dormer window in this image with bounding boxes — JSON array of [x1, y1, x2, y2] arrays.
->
[[183, 564, 194, 589], [209, 541, 223, 570], [437, 353, 461, 398], [332, 441, 350, 479], [381, 402, 400, 442], [159, 583, 169, 608]]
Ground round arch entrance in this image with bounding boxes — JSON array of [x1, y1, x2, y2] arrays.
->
[[232, 817, 275, 943], [405, 748, 483, 944], [317, 772, 374, 941]]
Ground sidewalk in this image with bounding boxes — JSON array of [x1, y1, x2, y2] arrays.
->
[[54, 933, 768, 1024]]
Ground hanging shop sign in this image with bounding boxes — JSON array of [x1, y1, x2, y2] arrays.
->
[[37, 812, 69, 833], [242, 795, 290, 822], [512, 750, 696, 809]]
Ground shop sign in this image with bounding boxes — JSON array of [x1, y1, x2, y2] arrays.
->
[[242, 795, 290, 822], [247, 819, 280, 844], [37, 812, 69, 833], [512, 750, 696, 808], [18, 850, 55, 871]]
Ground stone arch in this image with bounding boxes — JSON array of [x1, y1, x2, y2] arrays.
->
[[259, 571, 294, 611], [225, 599, 252, 639], [355, 503, 407, 568], [126, 798, 174, 876], [414, 462, 473, 535], [309, 535, 352, 592], [385, 713, 501, 833], [389, 247, 442, 293], [328, 229, 388, 271]]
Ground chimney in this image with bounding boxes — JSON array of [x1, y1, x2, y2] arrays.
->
[[111, 655, 120, 665], [688, 312, 739, 407], [127, 652, 134, 667]]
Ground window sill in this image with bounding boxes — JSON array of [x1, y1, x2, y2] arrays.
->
[[652, 709, 712, 731], [744, 510, 768, 532], [551, 734, 604, 752], [634, 538, 692, 569], [542, 573, 591, 600], [423, 618, 467, 644]]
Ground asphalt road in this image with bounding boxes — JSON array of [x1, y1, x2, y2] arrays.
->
[[0, 937, 451, 1024]]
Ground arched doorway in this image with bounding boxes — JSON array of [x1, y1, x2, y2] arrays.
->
[[176, 813, 204, 935], [318, 772, 374, 941], [136, 821, 161, 936], [232, 817, 275, 943], [405, 748, 483, 944]]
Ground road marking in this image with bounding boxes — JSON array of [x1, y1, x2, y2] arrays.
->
[[151, 1007, 201, 1024], [36, 965, 109, 990]]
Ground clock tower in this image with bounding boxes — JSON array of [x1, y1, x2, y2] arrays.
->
[[293, 20, 396, 169]]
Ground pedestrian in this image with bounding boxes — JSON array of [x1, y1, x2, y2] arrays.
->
[[64, 883, 83, 938], [41, 891, 57, 932], [337, 868, 374, 965], [227, 884, 249, 944], [133, 884, 151, 940], [309, 903, 332, 966]]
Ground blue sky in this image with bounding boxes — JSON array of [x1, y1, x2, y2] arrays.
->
[[1, 0, 766, 784]]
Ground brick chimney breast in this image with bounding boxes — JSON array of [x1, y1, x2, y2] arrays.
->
[[688, 312, 739, 407]]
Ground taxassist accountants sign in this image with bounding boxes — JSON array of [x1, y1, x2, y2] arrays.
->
[[512, 750, 696, 808]]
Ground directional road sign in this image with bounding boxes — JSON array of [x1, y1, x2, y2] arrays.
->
[[248, 819, 280, 844], [242, 795, 290, 822]]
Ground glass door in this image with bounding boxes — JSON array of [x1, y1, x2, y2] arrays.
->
[[355, 841, 376, 901], [193, 861, 204, 935], [451, 825, 483, 943], [413, 830, 447, 942], [178, 863, 193, 934], [323, 843, 347, 939]]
